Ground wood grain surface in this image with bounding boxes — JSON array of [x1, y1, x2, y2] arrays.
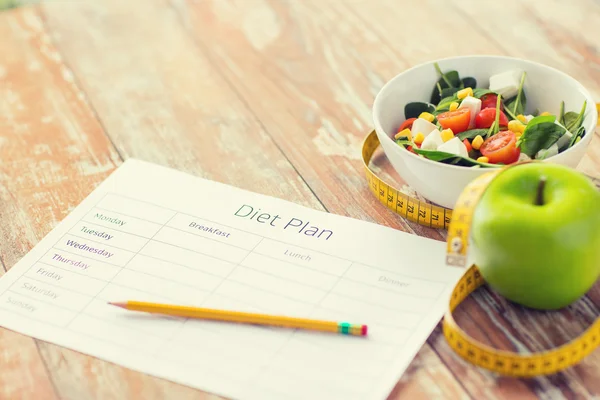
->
[[0, 0, 598, 399]]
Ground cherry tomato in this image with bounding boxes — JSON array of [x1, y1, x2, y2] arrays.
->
[[480, 130, 520, 164], [398, 118, 416, 132], [480, 94, 503, 110], [406, 145, 416, 154], [475, 108, 509, 129], [463, 139, 472, 153], [436, 108, 470, 134]]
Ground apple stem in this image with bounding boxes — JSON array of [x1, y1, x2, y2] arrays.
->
[[535, 176, 547, 206]]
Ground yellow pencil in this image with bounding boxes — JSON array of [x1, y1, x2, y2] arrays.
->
[[108, 300, 368, 336]]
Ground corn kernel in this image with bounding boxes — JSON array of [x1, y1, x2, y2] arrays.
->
[[477, 156, 489, 163], [394, 128, 412, 140], [540, 111, 552, 116], [508, 120, 526, 134], [441, 129, 454, 142], [514, 131, 523, 138], [517, 114, 528, 124], [449, 101, 459, 111], [418, 112, 435, 122], [457, 87, 473, 99], [472, 135, 484, 150], [414, 132, 425, 145]]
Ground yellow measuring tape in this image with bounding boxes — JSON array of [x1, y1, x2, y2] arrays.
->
[[361, 126, 600, 377], [361, 130, 452, 229]]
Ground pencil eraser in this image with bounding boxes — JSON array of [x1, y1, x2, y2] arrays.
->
[[361, 325, 368, 336]]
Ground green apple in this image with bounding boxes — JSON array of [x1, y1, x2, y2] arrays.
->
[[470, 162, 600, 310]]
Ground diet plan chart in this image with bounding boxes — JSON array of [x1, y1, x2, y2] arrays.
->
[[0, 159, 464, 400]]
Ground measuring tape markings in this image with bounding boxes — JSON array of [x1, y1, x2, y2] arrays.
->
[[361, 130, 451, 230], [361, 125, 600, 377], [444, 266, 600, 377]]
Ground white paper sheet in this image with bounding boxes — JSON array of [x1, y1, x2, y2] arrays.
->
[[0, 159, 464, 400]]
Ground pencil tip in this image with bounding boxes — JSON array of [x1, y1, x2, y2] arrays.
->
[[108, 301, 126, 308]]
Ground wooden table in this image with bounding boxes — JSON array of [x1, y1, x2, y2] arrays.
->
[[1, 1, 599, 399]]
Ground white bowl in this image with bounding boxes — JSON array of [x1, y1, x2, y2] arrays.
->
[[372, 55, 597, 209]]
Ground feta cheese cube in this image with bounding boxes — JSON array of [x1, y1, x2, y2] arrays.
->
[[458, 96, 482, 128], [410, 117, 438, 138], [525, 114, 535, 122], [556, 131, 573, 150], [518, 153, 531, 162], [489, 69, 524, 99], [420, 129, 443, 150], [437, 137, 469, 158], [536, 143, 559, 160], [554, 120, 573, 150]]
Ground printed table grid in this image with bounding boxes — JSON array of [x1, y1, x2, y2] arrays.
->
[[4, 190, 446, 343], [94, 193, 451, 285], [0, 191, 452, 399]]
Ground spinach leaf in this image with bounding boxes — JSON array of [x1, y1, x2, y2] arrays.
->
[[517, 115, 565, 157], [504, 91, 527, 116], [404, 102, 436, 119], [430, 85, 444, 105], [503, 105, 518, 121], [563, 112, 579, 131], [458, 129, 488, 140], [484, 95, 503, 138], [472, 88, 496, 98], [503, 71, 527, 116], [435, 94, 459, 112], [468, 149, 482, 159], [411, 147, 497, 168], [563, 100, 587, 132], [395, 137, 412, 146], [558, 101, 565, 125], [438, 69, 460, 89], [524, 114, 556, 127], [433, 87, 461, 109], [430, 62, 461, 105], [491, 94, 502, 136], [461, 77, 477, 89], [441, 87, 460, 98], [567, 126, 586, 148]]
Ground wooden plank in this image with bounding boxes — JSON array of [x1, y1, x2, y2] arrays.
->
[[0, 6, 95, 400], [40, 0, 322, 210], [36, 0, 339, 398], [0, 325, 57, 400], [36, 346, 210, 400], [0, 4, 223, 400], [386, 343, 471, 400], [453, 0, 600, 100], [171, 0, 447, 241]]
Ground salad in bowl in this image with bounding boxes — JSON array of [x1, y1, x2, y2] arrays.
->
[[394, 63, 589, 168], [372, 55, 597, 209]]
